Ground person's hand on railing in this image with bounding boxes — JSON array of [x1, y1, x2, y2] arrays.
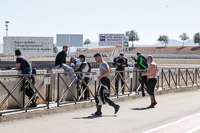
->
[[141, 73, 147, 77]]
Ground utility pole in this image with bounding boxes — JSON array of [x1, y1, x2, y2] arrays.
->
[[5, 21, 9, 36]]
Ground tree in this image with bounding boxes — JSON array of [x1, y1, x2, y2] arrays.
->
[[84, 39, 91, 50], [157, 35, 169, 47], [194, 33, 200, 46], [125, 30, 139, 47], [53, 44, 58, 54], [179, 33, 189, 47]]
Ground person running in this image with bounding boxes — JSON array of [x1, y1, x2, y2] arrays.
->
[[93, 53, 120, 116], [113, 53, 128, 95], [133, 52, 148, 96], [141, 55, 158, 108]]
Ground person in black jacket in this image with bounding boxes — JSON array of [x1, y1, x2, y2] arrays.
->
[[55, 46, 68, 68], [133, 52, 148, 97], [113, 53, 128, 95], [55, 46, 76, 79]]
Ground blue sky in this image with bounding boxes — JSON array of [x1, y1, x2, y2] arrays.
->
[[0, 0, 199, 45]]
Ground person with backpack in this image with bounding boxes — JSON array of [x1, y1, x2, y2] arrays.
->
[[133, 52, 148, 97], [76, 54, 92, 100], [12, 49, 38, 107]]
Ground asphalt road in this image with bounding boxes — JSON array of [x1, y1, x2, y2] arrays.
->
[[0, 89, 200, 133]]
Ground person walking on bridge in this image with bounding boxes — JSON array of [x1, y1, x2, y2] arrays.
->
[[142, 55, 158, 108], [93, 53, 120, 116]]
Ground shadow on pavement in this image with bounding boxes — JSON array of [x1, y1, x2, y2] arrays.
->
[[130, 107, 151, 110], [73, 115, 117, 119]]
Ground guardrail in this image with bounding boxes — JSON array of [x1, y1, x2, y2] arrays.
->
[[0, 73, 51, 115], [0, 68, 200, 116]]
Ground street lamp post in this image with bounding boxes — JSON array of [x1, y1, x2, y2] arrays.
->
[[5, 21, 9, 36]]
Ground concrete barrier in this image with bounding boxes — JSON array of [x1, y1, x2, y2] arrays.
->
[[0, 70, 47, 109], [0, 67, 138, 110]]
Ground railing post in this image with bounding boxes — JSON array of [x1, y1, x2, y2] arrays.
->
[[57, 73, 60, 107], [186, 68, 188, 87], [193, 68, 195, 86], [176, 68, 178, 88], [161, 69, 164, 89], [22, 76, 26, 109], [136, 70, 138, 91], [129, 70, 133, 94], [47, 83, 50, 109], [169, 69, 171, 88], [178, 68, 180, 87]]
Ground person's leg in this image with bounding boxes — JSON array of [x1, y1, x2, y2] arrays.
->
[[121, 72, 125, 94], [141, 76, 147, 97], [61, 64, 77, 79], [115, 72, 119, 94], [83, 77, 90, 100], [93, 85, 103, 116], [147, 79, 157, 108], [105, 96, 120, 114], [103, 77, 120, 114], [25, 83, 37, 107]]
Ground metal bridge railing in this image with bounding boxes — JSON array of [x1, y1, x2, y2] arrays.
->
[[0, 73, 51, 115], [0, 68, 200, 116]]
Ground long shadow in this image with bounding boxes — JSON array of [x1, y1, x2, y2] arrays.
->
[[191, 47, 200, 51], [73, 115, 117, 120], [130, 107, 151, 110], [155, 47, 165, 49], [176, 47, 186, 50]]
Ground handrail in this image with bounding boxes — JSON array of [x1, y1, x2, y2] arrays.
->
[[1, 67, 200, 116]]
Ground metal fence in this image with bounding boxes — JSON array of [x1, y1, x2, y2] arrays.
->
[[0, 68, 200, 116]]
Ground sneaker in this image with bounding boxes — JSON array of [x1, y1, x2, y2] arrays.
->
[[153, 101, 157, 107], [93, 111, 102, 116], [92, 105, 102, 116], [148, 101, 157, 108], [114, 105, 120, 114]]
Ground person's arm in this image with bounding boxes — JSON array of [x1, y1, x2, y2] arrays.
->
[[142, 65, 156, 77], [98, 67, 110, 80], [113, 58, 117, 66], [122, 58, 128, 67], [63, 53, 66, 64], [56, 52, 63, 67], [12, 58, 21, 70], [133, 58, 137, 62], [12, 63, 21, 70], [76, 62, 86, 72]]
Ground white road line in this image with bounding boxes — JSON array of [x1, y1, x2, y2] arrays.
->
[[144, 113, 200, 133]]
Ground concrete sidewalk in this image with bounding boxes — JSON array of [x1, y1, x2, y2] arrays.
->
[[0, 89, 200, 133]]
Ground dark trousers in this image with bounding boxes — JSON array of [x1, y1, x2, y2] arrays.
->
[[21, 68, 36, 105], [82, 77, 90, 99], [115, 71, 125, 93], [147, 78, 157, 95], [95, 77, 116, 107], [139, 75, 147, 94]]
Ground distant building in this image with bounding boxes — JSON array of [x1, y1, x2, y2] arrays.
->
[[3, 36, 55, 58]]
